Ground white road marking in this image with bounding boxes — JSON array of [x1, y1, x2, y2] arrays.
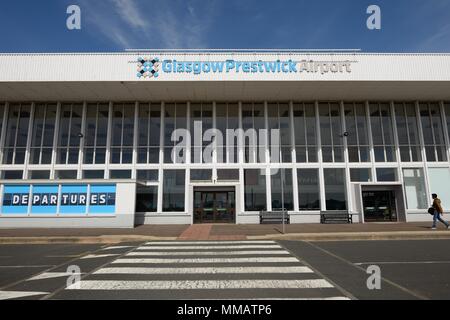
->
[[355, 261, 450, 265], [193, 297, 351, 300], [80, 254, 120, 259], [0, 265, 54, 268], [126, 250, 290, 256], [136, 245, 282, 250], [94, 266, 314, 274], [27, 272, 83, 281], [112, 257, 299, 263], [0, 291, 49, 300], [145, 241, 276, 245], [101, 246, 134, 250], [66, 279, 333, 290]]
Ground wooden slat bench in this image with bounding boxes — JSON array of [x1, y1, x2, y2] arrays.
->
[[259, 211, 290, 224], [320, 210, 352, 224]]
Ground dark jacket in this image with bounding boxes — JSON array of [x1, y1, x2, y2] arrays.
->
[[433, 198, 444, 214]]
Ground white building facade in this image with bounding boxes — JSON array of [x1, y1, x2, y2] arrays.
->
[[0, 51, 450, 228]]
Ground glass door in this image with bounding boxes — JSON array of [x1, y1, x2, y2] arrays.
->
[[362, 190, 397, 222], [193, 190, 235, 223]]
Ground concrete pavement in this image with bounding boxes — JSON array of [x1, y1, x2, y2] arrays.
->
[[1, 222, 450, 243]]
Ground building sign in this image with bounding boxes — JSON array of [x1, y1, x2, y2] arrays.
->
[[136, 56, 353, 79], [1, 184, 116, 215]]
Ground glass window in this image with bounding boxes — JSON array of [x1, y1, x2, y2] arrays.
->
[[190, 169, 212, 181], [164, 103, 187, 164], [109, 170, 132, 179], [217, 169, 239, 181], [242, 103, 265, 163], [297, 169, 320, 210], [370, 103, 396, 162], [163, 170, 185, 211], [84, 103, 109, 164], [324, 168, 347, 210], [110, 103, 134, 164], [376, 168, 398, 182], [28, 170, 50, 180], [268, 103, 292, 163], [319, 102, 344, 162], [395, 103, 421, 162], [136, 186, 158, 212], [420, 103, 447, 162], [350, 168, 372, 182], [445, 103, 450, 148], [136, 170, 158, 181], [3, 103, 31, 164], [244, 169, 267, 211], [293, 103, 317, 163], [428, 168, 450, 210], [191, 103, 213, 164], [344, 103, 370, 162], [403, 168, 427, 209], [2, 170, 23, 179], [82, 170, 104, 179], [30, 103, 56, 165], [137, 102, 161, 164], [57, 103, 82, 165], [216, 103, 239, 163], [55, 170, 77, 179], [270, 168, 293, 210]]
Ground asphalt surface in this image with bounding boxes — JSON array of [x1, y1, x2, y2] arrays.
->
[[0, 239, 449, 300]]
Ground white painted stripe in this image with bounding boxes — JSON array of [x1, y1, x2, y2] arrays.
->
[[0, 265, 54, 268], [112, 257, 299, 264], [0, 291, 49, 300], [80, 254, 120, 259], [27, 272, 83, 281], [136, 245, 282, 250], [193, 297, 351, 300], [94, 266, 314, 274], [145, 241, 275, 245], [27, 272, 80, 281], [126, 250, 290, 256], [355, 261, 450, 265], [67, 279, 333, 290], [101, 246, 134, 250]]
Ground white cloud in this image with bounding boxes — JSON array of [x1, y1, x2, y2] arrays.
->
[[79, 0, 218, 49]]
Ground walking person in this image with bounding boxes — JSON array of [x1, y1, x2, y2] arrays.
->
[[431, 193, 450, 230]]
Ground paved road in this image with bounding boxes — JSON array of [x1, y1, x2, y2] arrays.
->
[[0, 239, 449, 300]]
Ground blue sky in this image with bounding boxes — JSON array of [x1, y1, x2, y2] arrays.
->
[[0, 0, 449, 52]]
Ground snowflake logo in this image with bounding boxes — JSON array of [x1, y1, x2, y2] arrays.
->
[[137, 57, 160, 79]]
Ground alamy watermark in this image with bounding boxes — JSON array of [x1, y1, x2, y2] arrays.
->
[[170, 121, 281, 174], [66, 5, 81, 30], [366, 265, 381, 290]]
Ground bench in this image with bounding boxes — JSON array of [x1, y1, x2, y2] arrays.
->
[[259, 211, 290, 224], [320, 210, 352, 224]]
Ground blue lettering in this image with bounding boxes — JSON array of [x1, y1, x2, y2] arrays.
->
[[162, 60, 172, 73], [211, 62, 224, 72], [226, 60, 235, 72], [264, 61, 277, 72], [289, 60, 298, 72], [185, 62, 192, 73], [193, 62, 201, 74]]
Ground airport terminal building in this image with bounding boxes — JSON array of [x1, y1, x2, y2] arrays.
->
[[0, 51, 450, 228]]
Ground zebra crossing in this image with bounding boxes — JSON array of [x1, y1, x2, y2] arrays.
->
[[61, 240, 350, 300]]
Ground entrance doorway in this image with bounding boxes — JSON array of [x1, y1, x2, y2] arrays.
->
[[194, 188, 235, 223], [362, 190, 397, 222]]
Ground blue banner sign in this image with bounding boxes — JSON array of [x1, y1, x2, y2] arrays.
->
[[1, 184, 116, 215]]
